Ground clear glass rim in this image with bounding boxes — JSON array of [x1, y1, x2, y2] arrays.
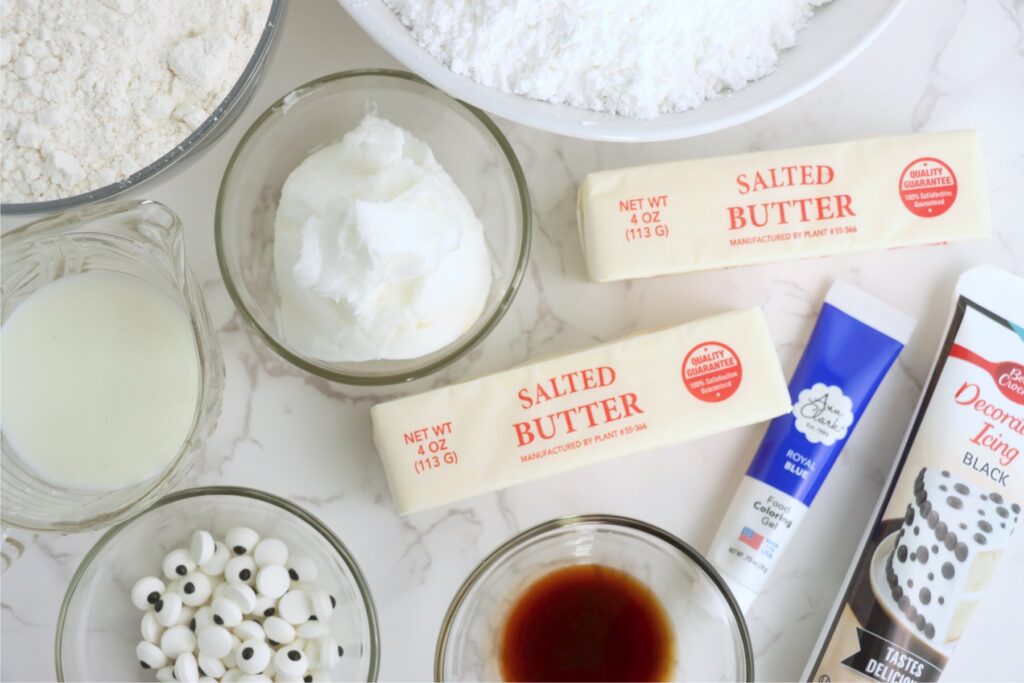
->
[[1, 200, 223, 534], [55, 485, 381, 682], [0, 0, 286, 216], [433, 514, 755, 682], [214, 68, 533, 386]]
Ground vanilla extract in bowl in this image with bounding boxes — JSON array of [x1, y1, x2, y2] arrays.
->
[[499, 564, 675, 682]]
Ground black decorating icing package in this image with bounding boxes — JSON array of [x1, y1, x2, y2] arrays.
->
[[804, 266, 1023, 683]]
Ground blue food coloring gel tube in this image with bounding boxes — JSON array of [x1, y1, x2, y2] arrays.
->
[[708, 280, 916, 612]]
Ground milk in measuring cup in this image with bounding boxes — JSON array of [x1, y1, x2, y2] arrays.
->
[[1, 271, 199, 490]]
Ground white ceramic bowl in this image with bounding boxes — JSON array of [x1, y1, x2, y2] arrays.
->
[[341, 0, 906, 141]]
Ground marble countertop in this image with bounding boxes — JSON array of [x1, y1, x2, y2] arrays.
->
[[3, 1, 1023, 680]]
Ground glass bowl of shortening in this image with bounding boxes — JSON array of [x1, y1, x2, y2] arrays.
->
[[436, 515, 754, 682], [216, 69, 531, 385], [57, 486, 380, 682]]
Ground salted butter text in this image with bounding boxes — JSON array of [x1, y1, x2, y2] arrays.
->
[[513, 366, 643, 447]]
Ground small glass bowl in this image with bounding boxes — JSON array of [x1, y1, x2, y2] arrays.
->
[[1, 0, 286, 215], [215, 69, 531, 385], [56, 486, 380, 682], [436, 515, 754, 682]]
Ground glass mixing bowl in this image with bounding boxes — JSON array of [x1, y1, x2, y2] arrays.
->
[[1, 0, 286, 215], [215, 69, 531, 385], [57, 486, 380, 682], [436, 515, 754, 682]]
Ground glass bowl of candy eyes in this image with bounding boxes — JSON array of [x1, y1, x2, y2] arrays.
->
[[56, 486, 380, 682]]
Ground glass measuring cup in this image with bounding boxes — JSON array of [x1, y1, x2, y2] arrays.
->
[[1, 200, 224, 570]]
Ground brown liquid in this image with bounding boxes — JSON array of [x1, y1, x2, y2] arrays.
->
[[499, 564, 674, 682]]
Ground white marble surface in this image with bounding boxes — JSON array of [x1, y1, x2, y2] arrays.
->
[[3, 0, 1023, 681]]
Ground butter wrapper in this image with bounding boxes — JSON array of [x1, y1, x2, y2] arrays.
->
[[372, 308, 790, 514], [578, 130, 989, 282]]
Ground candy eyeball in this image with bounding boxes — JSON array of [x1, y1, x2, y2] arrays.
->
[[198, 652, 226, 679], [225, 555, 257, 585], [225, 527, 260, 556], [191, 530, 216, 565], [197, 624, 233, 659], [273, 646, 309, 678], [253, 595, 276, 619], [200, 541, 231, 576], [278, 589, 312, 625], [174, 651, 200, 683], [236, 638, 272, 675], [155, 592, 184, 627], [309, 589, 335, 622], [255, 564, 290, 599], [141, 610, 164, 644], [137, 640, 168, 670], [317, 636, 341, 670], [163, 548, 197, 580], [233, 619, 265, 643], [211, 596, 244, 628], [262, 616, 296, 646], [221, 582, 258, 614], [132, 576, 166, 611], [253, 538, 289, 568], [179, 572, 213, 607], [286, 555, 317, 583], [160, 624, 197, 659]]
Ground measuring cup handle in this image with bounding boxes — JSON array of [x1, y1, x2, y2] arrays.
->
[[1, 524, 33, 573]]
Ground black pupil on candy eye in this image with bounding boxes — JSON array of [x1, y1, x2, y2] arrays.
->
[[184, 583, 195, 594], [264, 608, 275, 617], [330, 595, 336, 608], [176, 565, 187, 576], [242, 647, 254, 659], [309, 615, 317, 621], [305, 677, 313, 682], [147, 591, 160, 604], [338, 645, 344, 657], [214, 615, 224, 625], [289, 569, 299, 581], [155, 599, 164, 612], [288, 650, 301, 661], [190, 618, 196, 631], [140, 661, 150, 669], [240, 569, 252, 581], [234, 546, 246, 555], [269, 639, 279, 646]]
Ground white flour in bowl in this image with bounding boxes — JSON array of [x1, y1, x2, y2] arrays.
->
[[384, 0, 831, 119], [0, 0, 271, 204]]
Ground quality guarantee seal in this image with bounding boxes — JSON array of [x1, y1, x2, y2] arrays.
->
[[899, 157, 958, 218], [682, 341, 742, 403]]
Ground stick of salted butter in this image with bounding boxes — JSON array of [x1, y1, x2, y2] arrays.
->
[[578, 130, 989, 282], [371, 308, 790, 514]]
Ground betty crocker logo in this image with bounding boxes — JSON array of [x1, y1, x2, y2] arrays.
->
[[950, 344, 1024, 405]]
